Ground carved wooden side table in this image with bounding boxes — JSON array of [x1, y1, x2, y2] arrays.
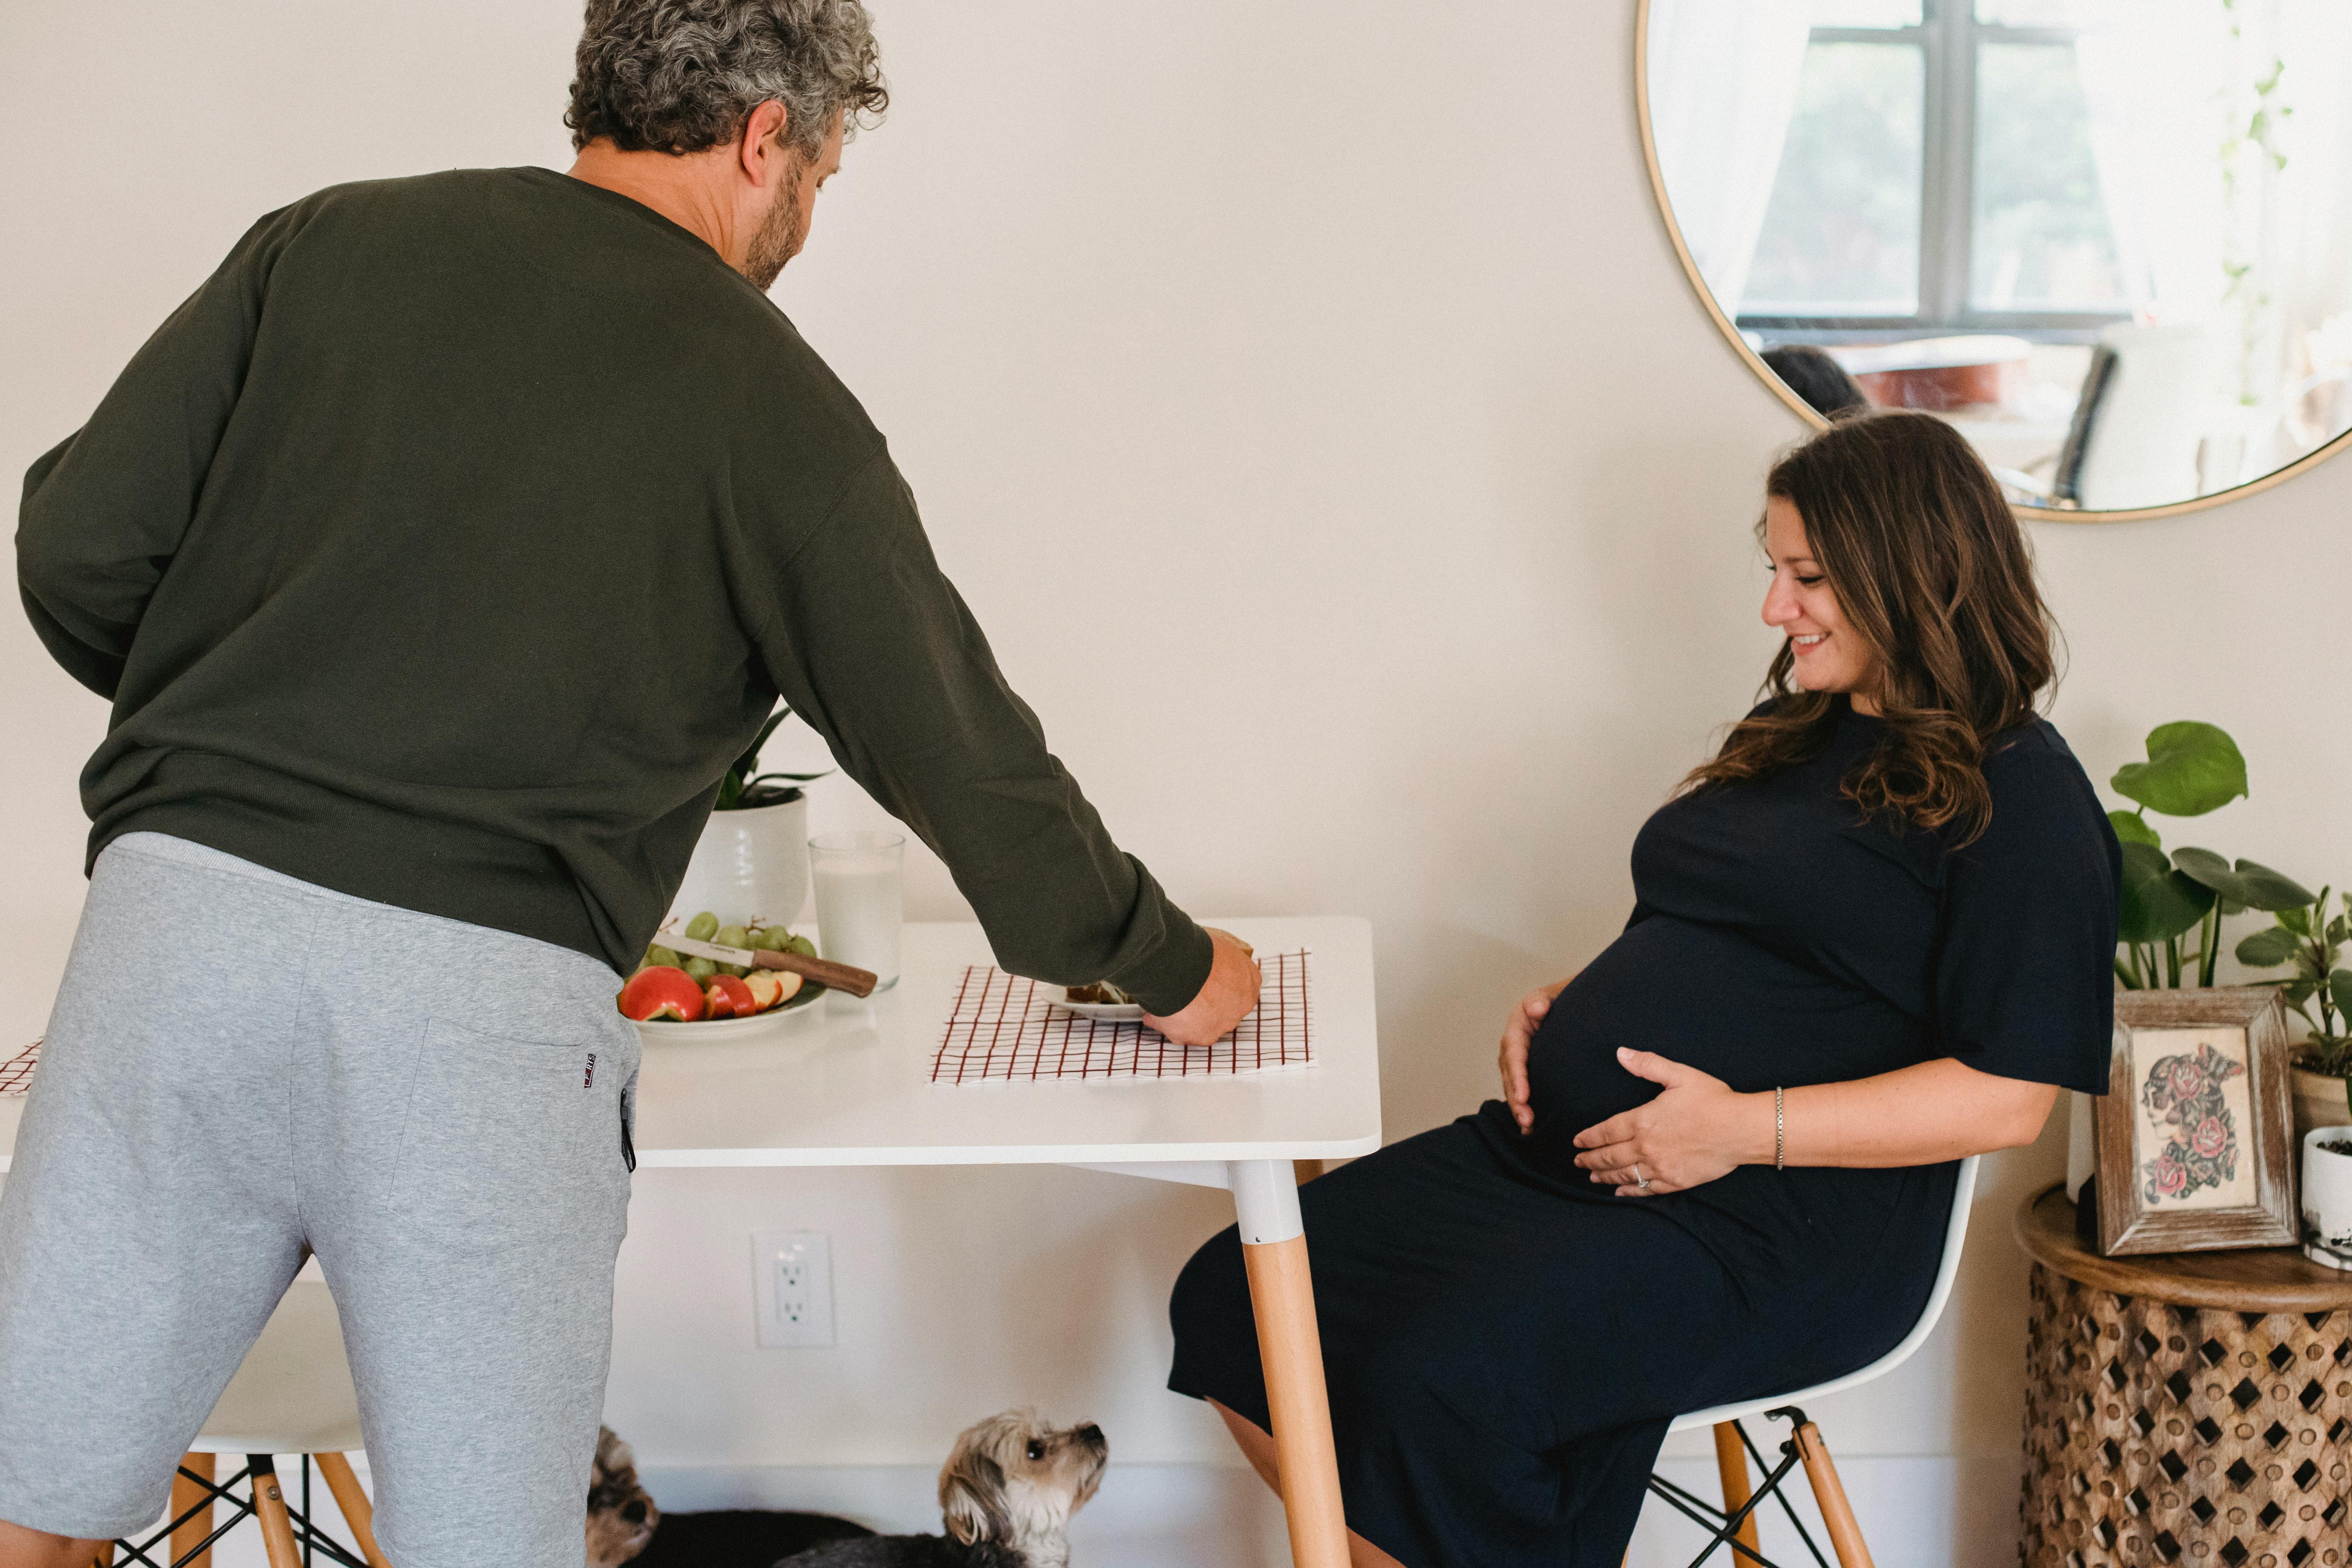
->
[[2016, 1184, 2352, 1567]]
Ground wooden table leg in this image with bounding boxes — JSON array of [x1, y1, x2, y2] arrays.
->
[[1229, 1158, 1347, 1568], [170, 1452, 215, 1568]]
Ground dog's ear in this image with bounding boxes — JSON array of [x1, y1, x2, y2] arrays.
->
[[940, 1452, 1011, 1544], [594, 1425, 637, 1485]]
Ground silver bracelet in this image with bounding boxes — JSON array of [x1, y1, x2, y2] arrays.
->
[[1774, 1086, 1785, 1171]]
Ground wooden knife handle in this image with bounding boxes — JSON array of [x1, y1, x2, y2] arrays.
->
[[751, 948, 879, 998]]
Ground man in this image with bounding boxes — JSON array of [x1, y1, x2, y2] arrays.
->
[[0, 3, 1259, 1564]]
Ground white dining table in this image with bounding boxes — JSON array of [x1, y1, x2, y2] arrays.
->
[[0, 915, 1382, 1568], [630, 914, 1380, 1567]]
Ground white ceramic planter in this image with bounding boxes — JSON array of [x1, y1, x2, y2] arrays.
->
[[2291, 1065, 2352, 1141], [668, 794, 810, 931], [2301, 1126, 2352, 1271]]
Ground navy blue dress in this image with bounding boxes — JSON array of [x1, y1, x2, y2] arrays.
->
[[1167, 700, 2119, 1566]]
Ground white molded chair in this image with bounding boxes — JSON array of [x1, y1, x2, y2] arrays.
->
[[116, 1276, 390, 1568], [1647, 1155, 1980, 1568]]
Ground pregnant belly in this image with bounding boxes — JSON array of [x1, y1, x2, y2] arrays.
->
[[1521, 915, 1927, 1170]]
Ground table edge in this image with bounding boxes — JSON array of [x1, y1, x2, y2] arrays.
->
[[2014, 1182, 2352, 1312], [635, 1132, 1384, 1169]]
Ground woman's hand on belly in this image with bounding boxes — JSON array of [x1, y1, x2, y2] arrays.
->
[[1571, 1048, 1773, 1196], [1497, 976, 1576, 1134]]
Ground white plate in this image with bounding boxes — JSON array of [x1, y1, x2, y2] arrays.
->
[[629, 985, 824, 1043], [1043, 986, 1145, 1021]]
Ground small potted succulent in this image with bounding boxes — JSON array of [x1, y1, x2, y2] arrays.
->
[[669, 706, 830, 929], [2303, 1126, 2352, 1270], [2236, 887, 2352, 1137]]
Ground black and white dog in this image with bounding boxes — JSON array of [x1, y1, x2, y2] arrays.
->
[[773, 1411, 1109, 1568]]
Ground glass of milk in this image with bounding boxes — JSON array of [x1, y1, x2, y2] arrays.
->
[[809, 830, 905, 991]]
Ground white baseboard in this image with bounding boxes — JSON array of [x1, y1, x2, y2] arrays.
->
[[136, 1453, 1997, 1568]]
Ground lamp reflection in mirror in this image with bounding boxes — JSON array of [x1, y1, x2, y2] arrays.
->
[[1638, 0, 2352, 520]]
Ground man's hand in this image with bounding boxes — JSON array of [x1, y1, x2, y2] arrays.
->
[[1144, 928, 1261, 1046], [1497, 976, 1574, 1134]]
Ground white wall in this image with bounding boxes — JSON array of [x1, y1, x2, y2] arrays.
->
[[6, 3, 2350, 1561]]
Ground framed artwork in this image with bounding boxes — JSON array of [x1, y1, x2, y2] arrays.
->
[[2095, 989, 2299, 1256]]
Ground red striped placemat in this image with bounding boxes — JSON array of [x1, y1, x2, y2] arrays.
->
[[931, 950, 1312, 1085], [0, 1039, 38, 1096]]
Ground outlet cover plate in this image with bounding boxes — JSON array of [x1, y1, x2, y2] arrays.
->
[[751, 1229, 834, 1348]]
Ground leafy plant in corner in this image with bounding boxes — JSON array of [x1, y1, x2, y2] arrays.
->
[[2235, 887, 2352, 1111], [2108, 722, 2311, 988], [715, 705, 830, 811]]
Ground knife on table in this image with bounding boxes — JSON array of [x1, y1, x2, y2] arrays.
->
[[662, 934, 879, 999]]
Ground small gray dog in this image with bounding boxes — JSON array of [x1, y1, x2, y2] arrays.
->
[[773, 1411, 1109, 1568]]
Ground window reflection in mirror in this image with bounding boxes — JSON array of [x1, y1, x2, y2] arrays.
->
[[1646, 0, 2352, 515]]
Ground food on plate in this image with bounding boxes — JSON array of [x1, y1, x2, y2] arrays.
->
[[622, 914, 821, 1024], [703, 974, 756, 1018], [743, 969, 802, 1010], [1064, 980, 1136, 1006], [618, 966, 706, 1022]]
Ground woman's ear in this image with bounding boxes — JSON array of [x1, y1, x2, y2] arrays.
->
[[940, 1452, 1009, 1544]]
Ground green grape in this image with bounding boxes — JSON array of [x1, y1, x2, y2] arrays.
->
[[684, 911, 719, 942], [785, 934, 817, 959], [752, 927, 790, 951], [646, 944, 680, 969], [715, 924, 750, 951], [683, 956, 718, 980]]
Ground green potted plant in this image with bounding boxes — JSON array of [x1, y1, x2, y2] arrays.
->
[[2108, 722, 2309, 987], [670, 705, 831, 929], [2236, 888, 2352, 1135]]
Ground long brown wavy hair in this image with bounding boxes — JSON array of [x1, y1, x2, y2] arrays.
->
[[1682, 410, 2058, 845]]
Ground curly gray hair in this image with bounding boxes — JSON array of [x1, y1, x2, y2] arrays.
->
[[566, 0, 887, 157]]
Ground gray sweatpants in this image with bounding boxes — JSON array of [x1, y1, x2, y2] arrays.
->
[[0, 833, 639, 1567]]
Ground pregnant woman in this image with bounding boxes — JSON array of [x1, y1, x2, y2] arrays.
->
[[1167, 410, 2120, 1566]]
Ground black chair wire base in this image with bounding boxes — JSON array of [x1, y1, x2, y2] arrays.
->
[[113, 1455, 371, 1568], [1644, 1406, 1836, 1568]]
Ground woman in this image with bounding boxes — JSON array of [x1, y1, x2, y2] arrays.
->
[[1166, 410, 2119, 1566]]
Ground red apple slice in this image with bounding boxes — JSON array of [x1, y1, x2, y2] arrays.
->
[[619, 966, 704, 1022], [743, 969, 803, 1012], [704, 975, 756, 1019]]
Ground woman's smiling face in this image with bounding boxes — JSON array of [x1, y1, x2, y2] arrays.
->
[[1761, 495, 1881, 714]]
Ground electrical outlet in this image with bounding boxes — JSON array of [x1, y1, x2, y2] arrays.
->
[[751, 1230, 834, 1348]]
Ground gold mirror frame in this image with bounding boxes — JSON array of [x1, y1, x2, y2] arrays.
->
[[1631, 0, 2352, 524]]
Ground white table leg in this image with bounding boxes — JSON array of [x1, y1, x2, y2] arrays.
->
[[1229, 1158, 1349, 1568]]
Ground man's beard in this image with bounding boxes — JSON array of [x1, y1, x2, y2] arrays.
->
[[743, 174, 809, 291]]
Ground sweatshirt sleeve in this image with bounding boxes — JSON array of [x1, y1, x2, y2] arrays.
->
[[17, 208, 289, 699], [743, 453, 1214, 1016]]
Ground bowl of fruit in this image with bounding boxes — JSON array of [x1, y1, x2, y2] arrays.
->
[[617, 911, 826, 1041]]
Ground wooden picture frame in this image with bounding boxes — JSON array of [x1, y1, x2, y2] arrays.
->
[[2096, 989, 2299, 1255]]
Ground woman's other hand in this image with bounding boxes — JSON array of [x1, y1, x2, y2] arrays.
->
[[1571, 1048, 1770, 1195], [1497, 977, 1574, 1134]]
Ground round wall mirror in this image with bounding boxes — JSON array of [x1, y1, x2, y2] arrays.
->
[[1638, 0, 2352, 521]]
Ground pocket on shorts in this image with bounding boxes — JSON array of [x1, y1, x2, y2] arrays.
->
[[383, 1017, 636, 1249]]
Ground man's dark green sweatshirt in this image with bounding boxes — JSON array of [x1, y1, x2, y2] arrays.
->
[[16, 168, 1211, 1011]]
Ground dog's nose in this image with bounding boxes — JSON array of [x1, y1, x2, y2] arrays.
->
[[622, 1500, 647, 1524], [1076, 1423, 1105, 1448]]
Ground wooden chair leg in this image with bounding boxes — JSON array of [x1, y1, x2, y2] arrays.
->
[[1790, 1421, 1874, 1568], [314, 1453, 392, 1568], [168, 1452, 215, 1568], [1712, 1421, 1761, 1562], [245, 1457, 303, 1568]]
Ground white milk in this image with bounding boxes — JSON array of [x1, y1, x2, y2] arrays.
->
[[812, 853, 903, 989]]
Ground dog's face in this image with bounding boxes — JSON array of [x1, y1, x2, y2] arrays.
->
[[938, 1410, 1108, 1558], [587, 1426, 659, 1568]]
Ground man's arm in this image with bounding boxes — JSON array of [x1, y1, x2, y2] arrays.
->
[[742, 453, 1217, 1018], [17, 210, 287, 698]]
